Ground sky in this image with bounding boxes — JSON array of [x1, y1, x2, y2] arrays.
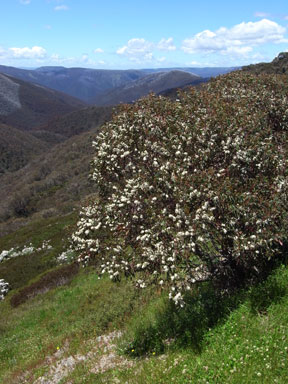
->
[[0, 0, 287, 69]]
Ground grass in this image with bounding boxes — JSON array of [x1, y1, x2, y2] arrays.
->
[[0, 269, 152, 383], [0, 195, 287, 384], [0, 258, 287, 383], [95, 265, 288, 384]]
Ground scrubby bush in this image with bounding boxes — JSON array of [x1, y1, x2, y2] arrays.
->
[[73, 72, 288, 305], [0, 241, 52, 264], [9, 190, 33, 217]]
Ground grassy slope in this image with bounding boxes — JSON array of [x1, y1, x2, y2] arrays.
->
[[0, 214, 287, 383], [111, 267, 288, 384]]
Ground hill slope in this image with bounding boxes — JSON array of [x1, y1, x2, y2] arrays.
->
[[0, 73, 85, 131], [34, 105, 113, 139], [92, 70, 201, 105], [242, 52, 288, 74], [0, 123, 49, 174], [0, 124, 104, 234]]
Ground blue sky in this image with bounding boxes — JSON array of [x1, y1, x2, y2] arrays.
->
[[0, 0, 287, 69]]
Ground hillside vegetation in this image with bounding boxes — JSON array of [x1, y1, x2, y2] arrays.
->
[[0, 123, 49, 174], [0, 106, 114, 234], [0, 126, 102, 235], [0, 70, 288, 383], [0, 73, 85, 131], [34, 105, 113, 139], [242, 52, 288, 74]]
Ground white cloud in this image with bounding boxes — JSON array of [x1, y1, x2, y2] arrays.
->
[[116, 37, 177, 64], [157, 57, 166, 62], [182, 19, 287, 55], [98, 60, 105, 65], [223, 46, 253, 56], [54, 5, 69, 11], [20, 0, 31, 4], [9, 46, 47, 59], [254, 12, 270, 18], [157, 38, 176, 51], [94, 48, 104, 53], [117, 38, 153, 57]]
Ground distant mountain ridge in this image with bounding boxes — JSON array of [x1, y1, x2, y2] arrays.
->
[[92, 70, 203, 106], [0, 64, 238, 104], [0, 73, 85, 131], [142, 66, 240, 77], [0, 65, 146, 103]]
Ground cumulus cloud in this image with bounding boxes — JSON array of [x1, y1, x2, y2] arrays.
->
[[182, 19, 287, 55], [20, 0, 31, 4], [157, 38, 176, 51], [117, 38, 153, 57], [54, 5, 69, 11], [9, 46, 47, 59], [116, 37, 177, 63], [94, 48, 104, 53]]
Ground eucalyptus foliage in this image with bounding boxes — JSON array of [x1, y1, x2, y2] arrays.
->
[[73, 72, 288, 305]]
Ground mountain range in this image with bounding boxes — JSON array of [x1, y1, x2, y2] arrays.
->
[[0, 64, 238, 104], [92, 70, 202, 105]]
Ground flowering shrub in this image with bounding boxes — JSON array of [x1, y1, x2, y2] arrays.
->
[[0, 279, 9, 300], [73, 72, 288, 305], [56, 249, 76, 264], [0, 240, 52, 264]]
